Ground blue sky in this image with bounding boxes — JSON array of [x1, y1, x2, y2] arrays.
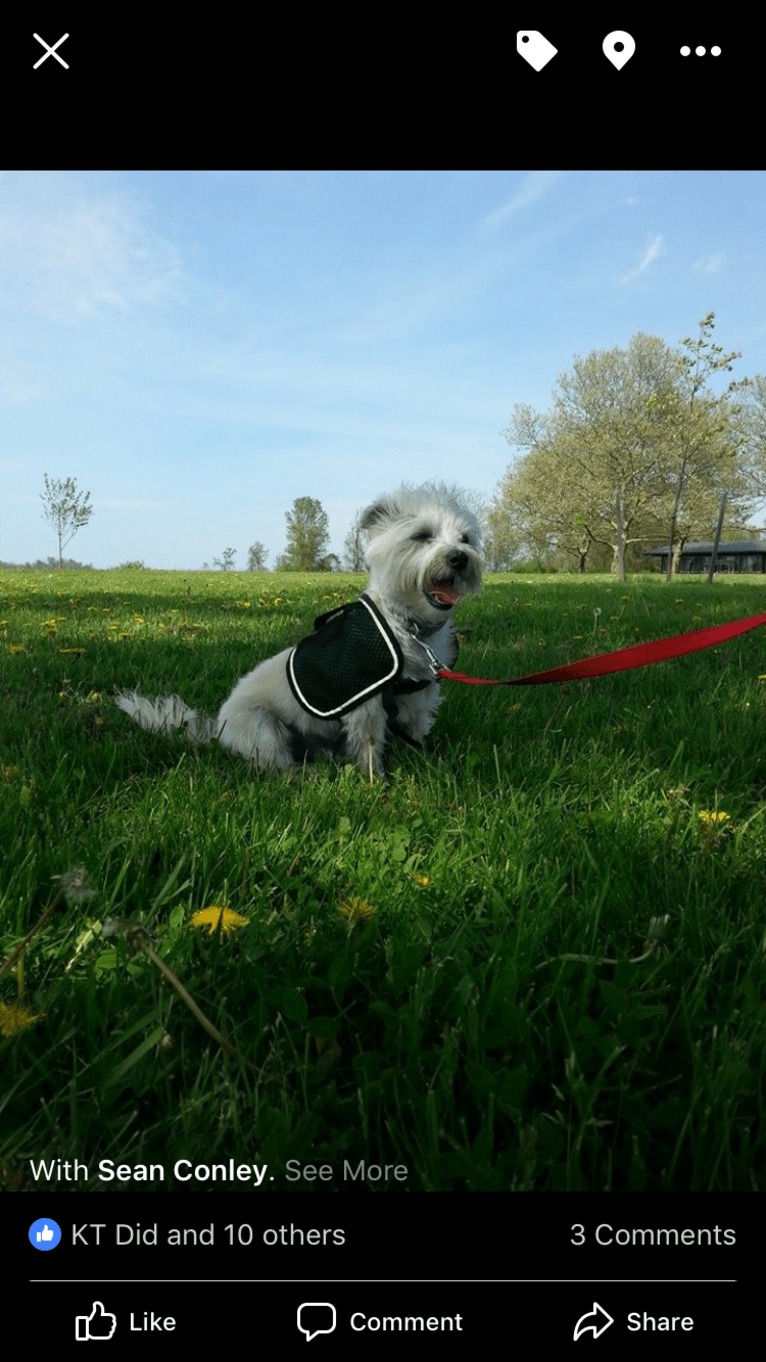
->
[[2, 169, 765, 569]]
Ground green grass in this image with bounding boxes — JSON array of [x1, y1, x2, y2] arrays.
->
[[2, 566, 765, 1191]]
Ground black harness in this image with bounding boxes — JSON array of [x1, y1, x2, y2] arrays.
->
[[286, 593, 434, 745]]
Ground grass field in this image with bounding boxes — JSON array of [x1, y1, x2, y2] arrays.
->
[[1, 566, 765, 1191]]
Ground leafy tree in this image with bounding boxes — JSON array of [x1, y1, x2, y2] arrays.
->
[[276, 497, 330, 571], [247, 542, 268, 571], [500, 323, 750, 581], [501, 337, 677, 579], [342, 509, 367, 571], [482, 500, 530, 572], [496, 433, 603, 573], [737, 373, 766, 494], [40, 474, 93, 569]]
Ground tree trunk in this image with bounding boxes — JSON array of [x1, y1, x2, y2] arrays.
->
[[706, 492, 727, 584], [612, 488, 626, 582]]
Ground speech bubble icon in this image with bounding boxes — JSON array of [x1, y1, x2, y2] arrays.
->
[[603, 31, 636, 69], [297, 1302, 337, 1343]]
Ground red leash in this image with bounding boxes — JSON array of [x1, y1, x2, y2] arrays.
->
[[439, 610, 766, 687]]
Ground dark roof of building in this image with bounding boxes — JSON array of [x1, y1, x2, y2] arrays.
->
[[645, 541, 766, 556]]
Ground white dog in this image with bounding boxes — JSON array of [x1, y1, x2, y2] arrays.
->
[[117, 482, 482, 778]]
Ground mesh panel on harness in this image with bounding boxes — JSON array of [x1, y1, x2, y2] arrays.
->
[[286, 593, 405, 719]]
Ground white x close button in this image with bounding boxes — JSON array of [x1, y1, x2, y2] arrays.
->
[[33, 33, 70, 69]]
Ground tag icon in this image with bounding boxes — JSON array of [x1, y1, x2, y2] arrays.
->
[[517, 31, 558, 72], [603, 31, 635, 69]]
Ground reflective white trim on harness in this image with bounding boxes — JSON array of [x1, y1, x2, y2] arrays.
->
[[286, 593, 405, 719]]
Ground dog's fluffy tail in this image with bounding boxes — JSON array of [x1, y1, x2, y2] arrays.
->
[[116, 691, 219, 744]]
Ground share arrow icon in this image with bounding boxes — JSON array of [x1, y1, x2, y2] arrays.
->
[[573, 1302, 615, 1340]]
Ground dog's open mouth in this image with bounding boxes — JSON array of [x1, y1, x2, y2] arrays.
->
[[425, 580, 462, 609]]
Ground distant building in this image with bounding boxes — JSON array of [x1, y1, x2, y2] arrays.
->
[[645, 541, 766, 575]]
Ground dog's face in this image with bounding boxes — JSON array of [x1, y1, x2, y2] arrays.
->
[[361, 483, 483, 625]]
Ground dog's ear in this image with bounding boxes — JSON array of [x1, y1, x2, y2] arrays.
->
[[360, 497, 397, 534]]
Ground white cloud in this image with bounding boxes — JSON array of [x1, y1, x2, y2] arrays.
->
[[0, 171, 183, 323], [482, 171, 565, 230], [693, 253, 725, 274], [620, 232, 664, 283]]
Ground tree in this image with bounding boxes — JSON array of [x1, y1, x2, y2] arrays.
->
[[342, 509, 367, 571], [495, 434, 603, 572], [550, 334, 684, 580], [501, 336, 678, 580], [276, 497, 330, 571], [737, 372, 766, 493], [661, 312, 747, 581], [483, 500, 530, 572], [40, 474, 93, 569], [213, 547, 237, 571], [499, 325, 750, 581], [247, 542, 268, 571]]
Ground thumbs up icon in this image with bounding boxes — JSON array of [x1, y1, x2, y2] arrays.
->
[[75, 1301, 117, 1341], [28, 1217, 61, 1250]]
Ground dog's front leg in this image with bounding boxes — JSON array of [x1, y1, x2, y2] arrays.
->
[[342, 699, 388, 781]]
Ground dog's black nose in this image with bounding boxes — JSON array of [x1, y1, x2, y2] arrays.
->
[[446, 549, 468, 572]]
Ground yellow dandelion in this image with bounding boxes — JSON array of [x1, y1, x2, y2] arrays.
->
[[412, 873, 431, 887], [8, 644, 25, 654], [337, 897, 377, 922], [189, 906, 249, 936], [698, 810, 730, 826], [0, 1001, 43, 1037]]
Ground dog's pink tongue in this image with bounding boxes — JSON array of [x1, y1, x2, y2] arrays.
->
[[429, 582, 461, 605]]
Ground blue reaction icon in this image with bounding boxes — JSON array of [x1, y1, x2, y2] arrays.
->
[[29, 1218, 62, 1250]]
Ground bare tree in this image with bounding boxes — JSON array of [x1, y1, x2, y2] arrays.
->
[[40, 475, 93, 569], [213, 548, 237, 571], [662, 312, 746, 581]]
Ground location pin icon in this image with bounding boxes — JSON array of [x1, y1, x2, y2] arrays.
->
[[603, 31, 635, 69]]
